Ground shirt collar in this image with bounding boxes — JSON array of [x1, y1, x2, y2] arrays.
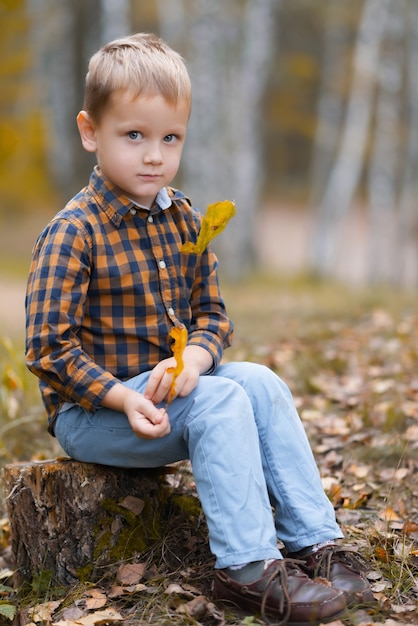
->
[[89, 166, 172, 226], [129, 186, 172, 211]]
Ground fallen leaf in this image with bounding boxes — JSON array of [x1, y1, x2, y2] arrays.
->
[[107, 586, 126, 599], [119, 495, 145, 515], [374, 546, 390, 562], [117, 562, 146, 585], [31, 600, 62, 623], [176, 595, 208, 618], [59, 607, 85, 621], [123, 583, 147, 593], [0, 568, 14, 580], [404, 424, 418, 441], [53, 608, 123, 626], [165, 583, 186, 595], [85, 589, 107, 610], [347, 491, 372, 510], [390, 603, 417, 613], [371, 580, 392, 592], [378, 507, 401, 522]]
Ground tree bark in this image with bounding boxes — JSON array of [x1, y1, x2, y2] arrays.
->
[[4, 459, 174, 587]]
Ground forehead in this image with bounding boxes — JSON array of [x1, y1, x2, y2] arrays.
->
[[103, 90, 190, 125]]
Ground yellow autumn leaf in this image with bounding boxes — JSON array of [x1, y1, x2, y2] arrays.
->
[[378, 507, 401, 522], [166, 326, 188, 405], [374, 546, 390, 563], [3, 365, 22, 391], [181, 200, 236, 254]]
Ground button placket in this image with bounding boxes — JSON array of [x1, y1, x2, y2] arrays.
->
[[147, 216, 177, 322]]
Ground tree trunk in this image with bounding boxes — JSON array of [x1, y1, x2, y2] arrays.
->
[[367, 0, 405, 284], [309, 0, 351, 207], [100, 0, 130, 45], [398, 2, 418, 287], [310, 0, 389, 276], [4, 459, 175, 587]]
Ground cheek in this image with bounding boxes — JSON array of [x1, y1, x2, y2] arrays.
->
[[167, 150, 182, 173], [101, 148, 131, 170]]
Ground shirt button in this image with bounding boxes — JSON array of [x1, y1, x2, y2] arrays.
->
[[168, 307, 175, 316], [148, 215, 153, 223], [159, 260, 166, 269], [130, 208, 137, 215]]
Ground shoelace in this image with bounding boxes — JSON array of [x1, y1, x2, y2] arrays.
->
[[260, 559, 305, 626], [312, 545, 368, 579]]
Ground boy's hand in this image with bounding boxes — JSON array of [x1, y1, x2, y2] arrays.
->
[[101, 384, 170, 439], [144, 357, 199, 405], [145, 345, 213, 405], [123, 391, 170, 439]]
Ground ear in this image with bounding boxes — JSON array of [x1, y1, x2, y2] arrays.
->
[[77, 111, 97, 153]]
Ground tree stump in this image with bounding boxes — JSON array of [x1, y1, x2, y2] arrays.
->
[[4, 458, 176, 587]]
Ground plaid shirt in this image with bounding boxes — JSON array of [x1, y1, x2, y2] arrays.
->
[[25, 166, 233, 432]]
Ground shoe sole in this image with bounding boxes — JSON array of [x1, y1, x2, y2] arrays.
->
[[213, 594, 349, 626]]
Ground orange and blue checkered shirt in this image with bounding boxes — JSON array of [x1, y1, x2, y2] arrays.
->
[[25, 166, 233, 433]]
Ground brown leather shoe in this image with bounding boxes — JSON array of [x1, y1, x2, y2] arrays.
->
[[297, 545, 375, 607], [213, 559, 347, 624]]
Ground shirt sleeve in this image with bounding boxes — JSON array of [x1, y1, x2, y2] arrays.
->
[[186, 242, 234, 370], [25, 217, 118, 413]]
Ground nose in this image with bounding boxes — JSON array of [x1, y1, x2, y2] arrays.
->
[[144, 142, 163, 165]]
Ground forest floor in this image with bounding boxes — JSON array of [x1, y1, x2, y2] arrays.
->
[[0, 274, 418, 625]]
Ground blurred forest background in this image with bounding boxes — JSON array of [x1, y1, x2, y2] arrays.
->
[[2, 0, 418, 288]]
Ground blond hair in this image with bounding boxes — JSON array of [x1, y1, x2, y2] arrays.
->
[[83, 33, 192, 122]]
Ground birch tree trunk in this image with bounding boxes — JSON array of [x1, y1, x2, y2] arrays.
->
[[28, 0, 130, 202], [218, 0, 278, 276], [310, 0, 389, 276], [100, 0, 130, 45], [367, 0, 404, 284], [28, 0, 79, 200], [157, 0, 278, 279], [309, 0, 351, 207], [397, 2, 418, 287]]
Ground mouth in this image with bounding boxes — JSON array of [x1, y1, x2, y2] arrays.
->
[[139, 173, 161, 180]]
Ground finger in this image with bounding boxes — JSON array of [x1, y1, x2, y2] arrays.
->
[[144, 369, 162, 400], [133, 413, 170, 439], [151, 375, 174, 404], [152, 407, 168, 424], [144, 365, 173, 402]]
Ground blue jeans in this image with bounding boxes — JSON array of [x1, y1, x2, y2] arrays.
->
[[54, 362, 343, 568]]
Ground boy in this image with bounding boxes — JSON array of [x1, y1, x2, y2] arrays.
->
[[25, 33, 372, 624]]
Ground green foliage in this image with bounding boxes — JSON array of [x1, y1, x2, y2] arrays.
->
[[0, 0, 55, 213], [30, 570, 53, 596], [0, 602, 17, 621], [0, 337, 59, 466], [0, 337, 25, 421]]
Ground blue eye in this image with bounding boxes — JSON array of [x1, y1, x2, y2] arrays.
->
[[128, 131, 142, 140], [164, 134, 176, 143]]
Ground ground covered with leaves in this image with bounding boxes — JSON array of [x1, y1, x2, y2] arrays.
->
[[0, 276, 417, 625]]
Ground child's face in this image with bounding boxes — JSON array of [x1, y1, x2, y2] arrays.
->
[[78, 91, 190, 208]]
